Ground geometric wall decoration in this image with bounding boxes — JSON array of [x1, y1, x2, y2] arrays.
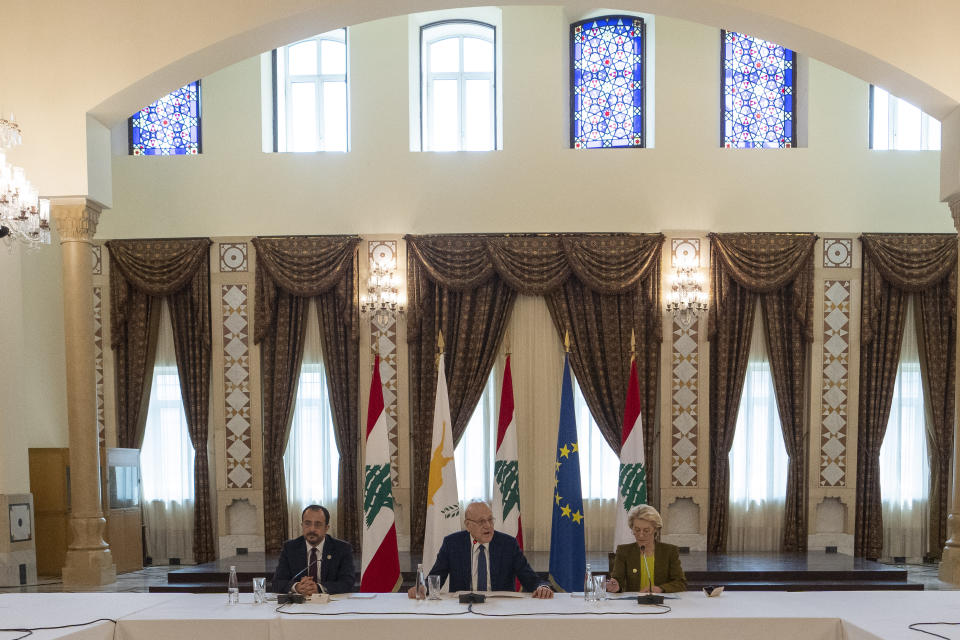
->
[[823, 238, 853, 268], [219, 242, 248, 272], [222, 284, 253, 489], [8, 503, 32, 542], [93, 286, 105, 447], [672, 238, 701, 266], [820, 280, 850, 487], [671, 315, 699, 487], [368, 240, 400, 486], [91, 244, 102, 276]]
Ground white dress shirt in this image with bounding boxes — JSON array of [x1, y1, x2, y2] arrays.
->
[[299, 536, 327, 593]]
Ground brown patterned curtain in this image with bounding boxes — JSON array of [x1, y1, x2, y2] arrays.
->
[[406, 233, 663, 552], [708, 233, 817, 553], [252, 236, 361, 554], [856, 234, 957, 559], [106, 238, 215, 563]]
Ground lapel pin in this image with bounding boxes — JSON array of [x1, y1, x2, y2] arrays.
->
[[327, 555, 332, 560]]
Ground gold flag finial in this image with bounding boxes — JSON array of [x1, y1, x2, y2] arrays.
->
[[504, 329, 512, 357], [436, 330, 445, 369], [630, 329, 636, 358], [564, 330, 570, 353]]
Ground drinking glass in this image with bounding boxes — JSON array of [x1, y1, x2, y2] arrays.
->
[[592, 574, 607, 601], [252, 577, 266, 604], [428, 574, 443, 600]]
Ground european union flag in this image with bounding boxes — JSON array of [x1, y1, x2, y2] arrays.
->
[[548, 354, 586, 592]]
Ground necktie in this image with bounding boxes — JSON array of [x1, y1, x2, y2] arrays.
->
[[477, 544, 488, 591], [309, 546, 318, 581]]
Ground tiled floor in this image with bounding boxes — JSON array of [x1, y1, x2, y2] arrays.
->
[[1, 561, 956, 593]]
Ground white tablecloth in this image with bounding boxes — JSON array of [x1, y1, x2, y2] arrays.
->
[[8, 590, 960, 640]]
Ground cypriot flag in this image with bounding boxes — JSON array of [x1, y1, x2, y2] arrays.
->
[[613, 354, 648, 549], [493, 355, 523, 548], [360, 354, 401, 592], [422, 349, 460, 574]]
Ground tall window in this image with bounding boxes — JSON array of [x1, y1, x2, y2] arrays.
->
[[284, 302, 340, 535], [880, 297, 929, 560], [275, 29, 348, 152], [455, 373, 498, 504], [870, 86, 941, 150], [722, 31, 795, 148], [140, 301, 195, 563], [129, 81, 202, 155], [571, 16, 646, 149], [420, 21, 497, 151], [728, 310, 789, 551]]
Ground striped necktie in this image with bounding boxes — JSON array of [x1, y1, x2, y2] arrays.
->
[[309, 546, 318, 581]]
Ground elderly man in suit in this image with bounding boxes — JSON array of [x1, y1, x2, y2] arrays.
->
[[273, 504, 355, 594], [409, 501, 553, 598]]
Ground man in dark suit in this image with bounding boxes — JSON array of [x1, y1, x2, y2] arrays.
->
[[409, 501, 553, 598], [272, 504, 355, 594]]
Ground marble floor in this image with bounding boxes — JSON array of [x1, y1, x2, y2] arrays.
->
[[0, 560, 956, 593]]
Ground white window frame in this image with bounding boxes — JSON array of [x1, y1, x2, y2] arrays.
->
[[420, 20, 497, 152], [870, 85, 941, 151], [274, 29, 349, 152]]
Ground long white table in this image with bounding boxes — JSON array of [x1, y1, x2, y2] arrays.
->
[[6, 591, 960, 640]]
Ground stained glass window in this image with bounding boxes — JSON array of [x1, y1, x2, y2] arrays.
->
[[571, 16, 645, 149], [722, 31, 795, 148], [128, 81, 202, 156]]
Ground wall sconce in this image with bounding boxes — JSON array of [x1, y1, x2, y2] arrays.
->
[[361, 259, 404, 329], [666, 255, 707, 328]]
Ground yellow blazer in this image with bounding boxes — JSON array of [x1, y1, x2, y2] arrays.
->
[[610, 541, 687, 593]]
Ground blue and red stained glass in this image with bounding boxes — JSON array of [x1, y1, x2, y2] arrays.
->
[[571, 16, 645, 149], [722, 32, 795, 148], [129, 81, 202, 155]]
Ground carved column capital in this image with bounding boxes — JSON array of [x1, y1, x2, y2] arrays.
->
[[50, 197, 103, 242], [950, 195, 960, 234]]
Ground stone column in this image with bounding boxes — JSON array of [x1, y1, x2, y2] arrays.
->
[[51, 198, 116, 586], [940, 195, 960, 584]]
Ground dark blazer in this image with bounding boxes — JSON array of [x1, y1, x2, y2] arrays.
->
[[610, 541, 687, 593], [428, 530, 547, 593], [272, 535, 356, 594]]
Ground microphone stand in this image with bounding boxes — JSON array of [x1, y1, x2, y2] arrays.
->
[[637, 544, 664, 605]]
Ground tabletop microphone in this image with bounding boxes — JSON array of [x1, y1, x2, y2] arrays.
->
[[637, 545, 664, 605]]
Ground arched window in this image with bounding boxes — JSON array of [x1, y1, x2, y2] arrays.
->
[[274, 29, 349, 152], [721, 31, 795, 148], [420, 21, 497, 151], [571, 16, 646, 149], [129, 81, 201, 155]]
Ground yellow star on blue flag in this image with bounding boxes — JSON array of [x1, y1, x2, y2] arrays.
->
[[548, 353, 586, 592]]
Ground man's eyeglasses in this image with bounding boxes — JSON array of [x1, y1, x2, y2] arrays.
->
[[466, 517, 495, 526]]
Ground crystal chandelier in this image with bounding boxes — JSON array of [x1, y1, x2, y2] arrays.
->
[[1, 114, 51, 247], [666, 256, 707, 328], [361, 261, 404, 328]]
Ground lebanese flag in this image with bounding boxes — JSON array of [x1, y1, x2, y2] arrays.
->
[[360, 355, 402, 592], [613, 356, 648, 549], [493, 355, 523, 550]]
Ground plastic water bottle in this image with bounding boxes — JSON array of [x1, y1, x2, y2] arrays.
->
[[415, 563, 427, 600], [583, 562, 594, 602], [227, 565, 239, 604]]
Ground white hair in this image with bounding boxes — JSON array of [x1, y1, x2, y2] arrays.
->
[[627, 504, 663, 530]]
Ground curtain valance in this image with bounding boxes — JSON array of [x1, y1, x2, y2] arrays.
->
[[709, 232, 817, 340], [107, 238, 212, 349], [252, 236, 361, 344]]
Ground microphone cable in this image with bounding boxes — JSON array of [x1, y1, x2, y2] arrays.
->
[[907, 622, 960, 640], [0, 618, 117, 640]]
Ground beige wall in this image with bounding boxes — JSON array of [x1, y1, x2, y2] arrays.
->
[[0, 4, 955, 549]]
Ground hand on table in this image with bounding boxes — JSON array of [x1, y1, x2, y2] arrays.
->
[[606, 578, 620, 593], [294, 577, 319, 596], [407, 585, 427, 599], [532, 585, 554, 599]]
